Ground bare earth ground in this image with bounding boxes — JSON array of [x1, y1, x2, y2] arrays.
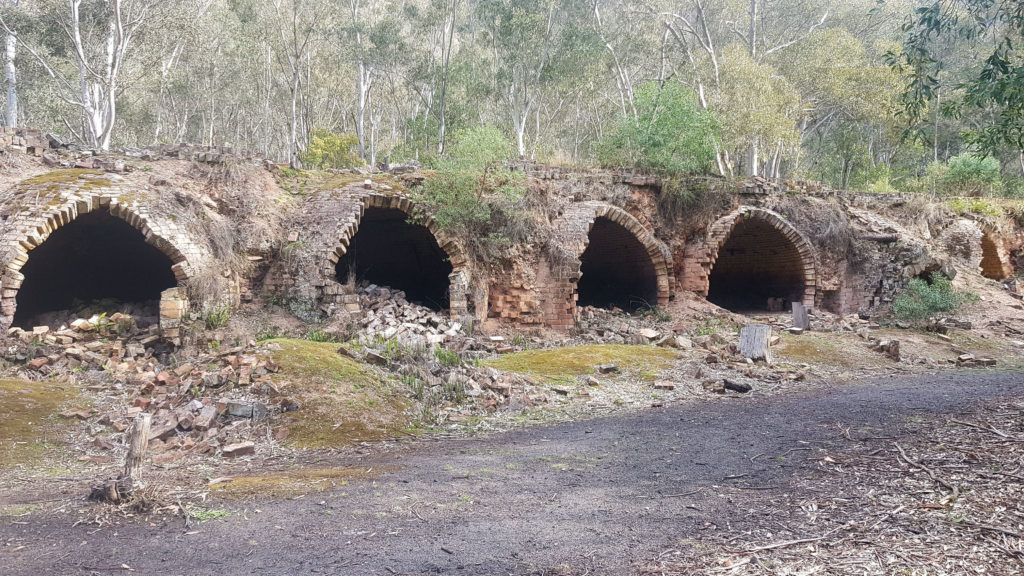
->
[[2, 369, 1023, 576]]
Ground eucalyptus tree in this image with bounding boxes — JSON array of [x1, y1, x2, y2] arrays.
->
[[2, 0, 185, 149]]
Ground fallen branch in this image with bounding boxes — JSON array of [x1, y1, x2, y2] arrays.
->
[[894, 442, 960, 500], [950, 419, 1011, 438], [736, 534, 831, 553]]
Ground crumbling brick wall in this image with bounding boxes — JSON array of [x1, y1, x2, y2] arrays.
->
[[269, 181, 472, 322], [0, 170, 233, 337]]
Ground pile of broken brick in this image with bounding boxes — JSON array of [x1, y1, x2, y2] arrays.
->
[[7, 313, 293, 463]]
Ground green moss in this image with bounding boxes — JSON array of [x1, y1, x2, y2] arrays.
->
[[485, 344, 679, 385], [20, 169, 113, 194], [265, 339, 409, 448], [210, 467, 392, 499], [0, 380, 80, 469], [267, 339, 376, 385], [775, 333, 888, 369]]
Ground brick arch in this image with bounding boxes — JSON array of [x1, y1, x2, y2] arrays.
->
[[705, 206, 817, 309], [0, 193, 194, 329], [579, 204, 673, 306], [326, 193, 471, 317], [978, 222, 1012, 280], [547, 203, 672, 325]]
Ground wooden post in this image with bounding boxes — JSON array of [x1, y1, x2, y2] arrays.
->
[[792, 302, 810, 331], [121, 413, 152, 491], [739, 324, 773, 363], [89, 413, 151, 503]]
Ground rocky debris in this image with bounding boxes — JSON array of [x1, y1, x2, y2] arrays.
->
[[222, 441, 256, 458], [2, 316, 295, 460], [955, 354, 997, 368], [596, 363, 619, 374], [653, 381, 676, 391], [723, 379, 753, 394], [871, 339, 901, 361]]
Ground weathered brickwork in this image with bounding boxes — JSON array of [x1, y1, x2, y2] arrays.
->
[[683, 206, 817, 310], [978, 221, 1013, 281], [1, 156, 1021, 336], [275, 182, 471, 320], [0, 171, 229, 337]]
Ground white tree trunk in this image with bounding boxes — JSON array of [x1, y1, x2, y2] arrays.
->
[[4, 29, 15, 127]]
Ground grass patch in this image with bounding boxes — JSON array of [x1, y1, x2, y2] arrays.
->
[[264, 339, 409, 448], [185, 505, 231, 522], [0, 380, 80, 469], [210, 467, 391, 499], [484, 344, 678, 385], [775, 333, 889, 369]]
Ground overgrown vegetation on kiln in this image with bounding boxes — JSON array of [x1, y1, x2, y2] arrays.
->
[[891, 273, 977, 322], [414, 126, 527, 255]]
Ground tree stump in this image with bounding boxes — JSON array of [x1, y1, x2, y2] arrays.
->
[[739, 324, 773, 363], [90, 413, 151, 503], [792, 302, 810, 331]]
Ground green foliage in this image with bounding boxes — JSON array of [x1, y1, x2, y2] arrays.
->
[[448, 125, 514, 171], [891, 0, 1024, 153], [944, 154, 1001, 196], [204, 307, 231, 330], [300, 129, 363, 170], [185, 506, 230, 522], [596, 82, 718, 175], [947, 197, 1003, 217], [414, 126, 526, 248], [433, 347, 462, 368], [891, 274, 976, 322]]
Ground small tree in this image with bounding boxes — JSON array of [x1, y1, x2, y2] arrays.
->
[[596, 81, 718, 175], [415, 126, 523, 242], [299, 129, 363, 169], [944, 154, 1000, 196]]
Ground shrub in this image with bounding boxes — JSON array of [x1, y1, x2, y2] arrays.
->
[[414, 126, 525, 249], [943, 154, 1000, 196], [891, 274, 976, 322], [300, 129, 363, 170], [596, 82, 719, 175]]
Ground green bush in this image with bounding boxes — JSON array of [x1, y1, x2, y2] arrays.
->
[[447, 125, 513, 171], [891, 274, 976, 322], [414, 126, 525, 243], [943, 154, 1000, 196], [300, 129, 363, 169], [595, 82, 718, 175], [204, 307, 231, 330]]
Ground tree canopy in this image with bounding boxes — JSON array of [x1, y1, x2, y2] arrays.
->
[[0, 0, 1018, 197]]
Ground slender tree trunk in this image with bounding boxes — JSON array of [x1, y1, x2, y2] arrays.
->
[[4, 28, 15, 127]]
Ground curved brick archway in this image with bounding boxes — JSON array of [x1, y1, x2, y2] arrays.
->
[[978, 223, 1012, 281], [704, 207, 817, 311], [0, 193, 195, 331], [545, 203, 672, 328], [324, 193, 471, 317]]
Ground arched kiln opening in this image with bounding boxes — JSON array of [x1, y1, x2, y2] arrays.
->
[[13, 210, 177, 328], [577, 217, 658, 311], [708, 218, 807, 312], [979, 233, 1008, 280], [335, 208, 453, 310]]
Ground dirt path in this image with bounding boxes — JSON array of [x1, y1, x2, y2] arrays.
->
[[3, 370, 1022, 575]]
